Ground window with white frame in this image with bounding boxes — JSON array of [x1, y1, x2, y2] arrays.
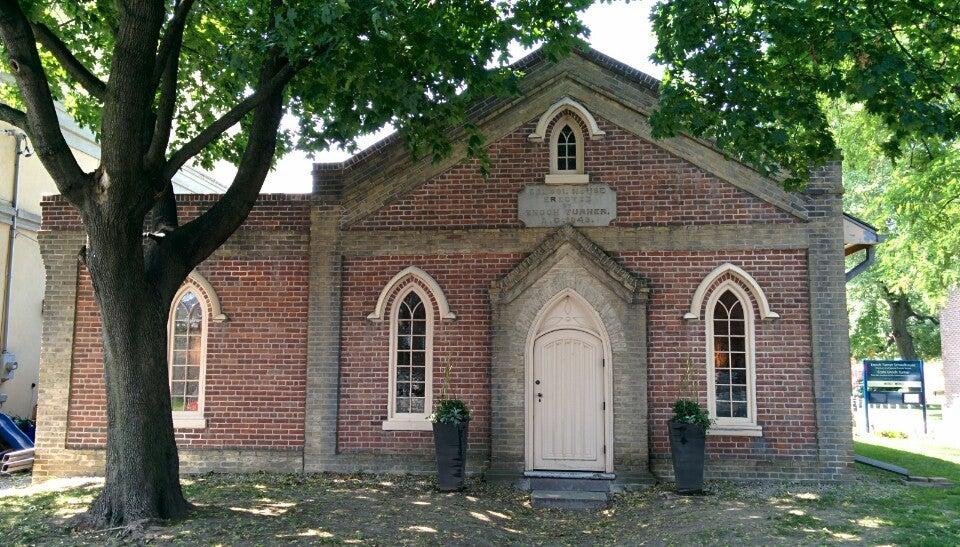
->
[[168, 286, 208, 428], [384, 286, 434, 429], [546, 115, 587, 184], [706, 284, 761, 435], [556, 124, 578, 172]]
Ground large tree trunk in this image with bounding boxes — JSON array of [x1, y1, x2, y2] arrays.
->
[[79, 217, 189, 526], [887, 291, 919, 361]]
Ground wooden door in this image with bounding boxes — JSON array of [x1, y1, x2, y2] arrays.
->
[[532, 329, 605, 471]]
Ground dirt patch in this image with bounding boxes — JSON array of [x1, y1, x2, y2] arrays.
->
[[0, 470, 954, 545]]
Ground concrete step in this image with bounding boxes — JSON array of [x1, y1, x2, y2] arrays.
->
[[531, 490, 609, 511], [527, 477, 613, 492]]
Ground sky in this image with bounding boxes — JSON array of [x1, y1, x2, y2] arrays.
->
[[212, 0, 662, 194]]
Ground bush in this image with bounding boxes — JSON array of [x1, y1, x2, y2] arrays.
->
[[878, 430, 909, 439], [671, 399, 711, 431], [429, 399, 471, 426]]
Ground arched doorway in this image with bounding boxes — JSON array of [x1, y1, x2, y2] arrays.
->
[[526, 289, 613, 472]]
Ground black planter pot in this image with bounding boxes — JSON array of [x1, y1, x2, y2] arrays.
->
[[668, 420, 706, 494], [432, 421, 469, 491]]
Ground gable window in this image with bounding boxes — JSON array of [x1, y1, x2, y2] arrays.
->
[[556, 124, 578, 172], [705, 283, 762, 436], [166, 272, 224, 430], [384, 286, 434, 430], [546, 115, 588, 184]]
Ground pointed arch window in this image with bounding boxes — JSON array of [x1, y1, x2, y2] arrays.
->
[[556, 125, 578, 172], [166, 272, 223, 430], [168, 287, 208, 429], [546, 115, 588, 184], [706, 284, 762, 436], [384, 286, 434, 430]]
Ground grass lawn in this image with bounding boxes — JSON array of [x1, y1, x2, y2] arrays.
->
[[1, 439, 957, 546]]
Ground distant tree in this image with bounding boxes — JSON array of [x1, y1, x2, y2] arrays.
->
[[650, 0, 960, 187], [832, 101, 954, 360], [0, 0, 596, 526]]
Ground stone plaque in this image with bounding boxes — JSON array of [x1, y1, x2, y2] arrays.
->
[[517, 183, 617, 227]]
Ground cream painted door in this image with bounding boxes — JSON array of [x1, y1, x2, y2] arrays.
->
[[533, 329, 605, 471]]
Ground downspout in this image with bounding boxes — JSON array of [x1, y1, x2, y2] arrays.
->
[[845, 246, 876, 282], [1, 130, 29, 359]]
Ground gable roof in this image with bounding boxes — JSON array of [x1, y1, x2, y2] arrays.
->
[[314, 46, 814, 225]]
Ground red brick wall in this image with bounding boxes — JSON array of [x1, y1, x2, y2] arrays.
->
[[338, 254, 521, 453], [60, 196, 311, 449], [618, 250, 816, 460], [338, 250, 816, 460], [351, 114, 797, 230]]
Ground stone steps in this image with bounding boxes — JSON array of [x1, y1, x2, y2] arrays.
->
[[525, 471, 615, 510], [530, 489, 609, 510]]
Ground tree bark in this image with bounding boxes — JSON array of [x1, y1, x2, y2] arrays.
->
[[78, 214, 189, 527], [886, 290, 919, 361]]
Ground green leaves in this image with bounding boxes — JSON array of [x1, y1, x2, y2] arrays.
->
[[5, 0, 594, 170], [650, 0, 960, 186], [670, 399, 711, 430], [429, 398, 471, 425], [834, 101, 955, 360]]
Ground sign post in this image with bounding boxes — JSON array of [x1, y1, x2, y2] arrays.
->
[[863, 360, 927, 435], [862, 361, 870, 434]]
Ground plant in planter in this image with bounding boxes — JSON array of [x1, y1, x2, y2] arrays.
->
[[428, 363, 470, 491], [668, 398, 711, 494]]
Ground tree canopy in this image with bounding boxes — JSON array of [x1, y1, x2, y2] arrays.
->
[[835, 101, 955, 360], [648, 0, 959, 359], [650, 0, 960, 187], [2, 0, 594, 177]]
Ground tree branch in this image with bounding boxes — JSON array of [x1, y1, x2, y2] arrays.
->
[[0, 1, 90, 203], [146, 0, 196, 170], [30, 22, 106, 100], [167, 54, 289, 270], [161, 60, 300, 180], [0, 102, 28, 130], [152, 0, 196, 91]]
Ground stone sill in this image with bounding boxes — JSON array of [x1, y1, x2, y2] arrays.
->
[[707, 424, 763, 437], [382, 419, 433, 431], [173, 415, 207, 429], [544, 173, 590, 185]]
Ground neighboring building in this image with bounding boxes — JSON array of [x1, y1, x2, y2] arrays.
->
[[942, 288, 960, 425], [0, 108, 225, 420], [34, 49, 878, 484]]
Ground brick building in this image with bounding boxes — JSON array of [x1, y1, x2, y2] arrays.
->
[[34, 49, 877, 484]]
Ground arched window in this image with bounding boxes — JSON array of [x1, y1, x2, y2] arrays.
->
[[167, 272, 223, 430], [384, 286, 434, 430], [706, 284, 761, 436], [546, 115, 587, 184], [556, 124, 578, 172], [171, 291, 204, 413]]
